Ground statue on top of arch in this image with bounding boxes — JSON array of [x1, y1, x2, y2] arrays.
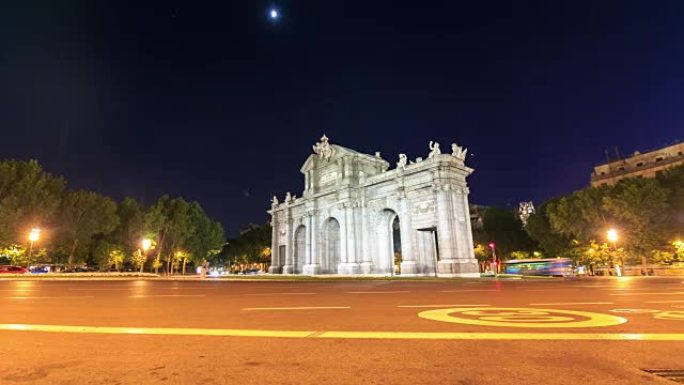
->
[[313, 134, 334, 161], [451, 142, 468, 160]]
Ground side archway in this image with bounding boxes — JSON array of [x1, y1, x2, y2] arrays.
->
[[293, 225, 307, 274]]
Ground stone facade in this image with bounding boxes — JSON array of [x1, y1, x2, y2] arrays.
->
[[267, 135, 479, 277]]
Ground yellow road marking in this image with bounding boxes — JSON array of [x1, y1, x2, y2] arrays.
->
[[529, 302, 613, 306], [397, 304, 490, 308], [440, 290, 500, 293], [2, 323, 684, 341], [418, 307, 627, 328], [243, 306, 350, 310], [346, 291, 411, 294]]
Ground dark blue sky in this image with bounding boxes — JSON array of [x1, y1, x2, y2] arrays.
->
[[1, 1, 682, 235]]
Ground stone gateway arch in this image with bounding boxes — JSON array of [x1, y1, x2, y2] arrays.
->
[[267, 135, 479, 277]]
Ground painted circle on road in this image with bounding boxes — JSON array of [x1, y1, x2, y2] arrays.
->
[[654, 311, 684, 321], [418, 307, 627, 328]]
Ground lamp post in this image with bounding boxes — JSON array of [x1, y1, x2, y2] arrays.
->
[[488, 242, 497, 274], [27, 228, 41, 269], [606, 228, 621, 276], [140, 238, 152, 273]]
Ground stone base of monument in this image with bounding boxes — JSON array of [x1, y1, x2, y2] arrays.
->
[[436, 259, 480, 277], [337, 262, 361, 275], [302, 264, 321, 275], [281, 265, 294, 274], [399, 261, 418, 276], [359, 262, 374, 274], [267, 266, 281, 274]]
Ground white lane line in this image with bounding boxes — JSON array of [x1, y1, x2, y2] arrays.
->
[[440, 290, 500, 293], [611, 292, 684, 296], [647, 300, 684, 304], [129, 294, 205, 298], [346, 291, 411, 294], [397, 304, 490, 308], [69, 288, 133, 291], [243, 306, 350, 311], [529, 302, 614, 306], [0, 289, 33, 292], [4, 296, 94, 300], [526, 289, 579, 292], [245, 292, 317, 296]]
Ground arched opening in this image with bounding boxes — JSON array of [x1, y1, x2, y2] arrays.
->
[[294, 225, 306, 274], [322, 218, 340, 274], [392, 215, 402, 274], [377, 209, 401, 275]]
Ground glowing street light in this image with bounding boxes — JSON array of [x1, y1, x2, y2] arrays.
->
[[606, 228, 621, 277], [142, 238, 152, 252], [27, 227, 41, 268]]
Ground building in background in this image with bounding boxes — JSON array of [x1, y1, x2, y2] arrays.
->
[[591, 141, 683, 187]]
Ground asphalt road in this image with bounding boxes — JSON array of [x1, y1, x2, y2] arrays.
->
[[1, 277, 683, 385]]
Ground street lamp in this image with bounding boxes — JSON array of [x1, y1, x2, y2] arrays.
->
[[142, 238, 152, 252], [27, 228, 41, 268], [606, 228, 621, 276], [488, 242, 498, 274], [139, 238, 152, 273]]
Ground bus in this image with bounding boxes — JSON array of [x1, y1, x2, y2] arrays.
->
[[503, 258, 574, 277]]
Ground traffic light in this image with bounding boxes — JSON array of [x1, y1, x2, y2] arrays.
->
[[488, 242, 495, 249]]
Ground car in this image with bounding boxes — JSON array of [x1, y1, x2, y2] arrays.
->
[[0, 265, 28, 274]]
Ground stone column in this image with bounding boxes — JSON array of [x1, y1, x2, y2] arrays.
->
[[268, 212, 281, 274], [359, 202, 374, 274], [338, 203, 360, 274], [399, 198, 418, 276], [281, 212, 294, 274], [303, 212, 321, 275], [435, 185, 479, 278]]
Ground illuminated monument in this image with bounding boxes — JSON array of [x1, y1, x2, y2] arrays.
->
[[267, 135, 478, 277]]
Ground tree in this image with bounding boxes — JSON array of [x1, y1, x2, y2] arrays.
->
[[473, 243, 489, 272], [0, 159, 64, 246], [109, 197, 146, 255], [602, 177, 670, 265], [657, 164, 684, 239], [184, 202, 225, 273], [56, 190, 119, 266], [93, 241, 126, 271], [131, 249, 146, 273], [525, 200, 572, 257], [476, 207, 536, 260], [546, 186, 612, 243], [145, 196, 193, 274], [223, 224, 271, 270]]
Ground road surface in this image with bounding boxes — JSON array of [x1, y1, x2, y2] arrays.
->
[[1, 277, 683, 384]]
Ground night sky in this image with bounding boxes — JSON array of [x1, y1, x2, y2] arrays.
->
[[1, 1, 682, 235]]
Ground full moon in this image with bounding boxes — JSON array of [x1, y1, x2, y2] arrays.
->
[[270, 9, 278, 19]]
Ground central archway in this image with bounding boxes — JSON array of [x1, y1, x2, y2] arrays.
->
[[322, 218, 341, 274], [376, 209, 402, 275]]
